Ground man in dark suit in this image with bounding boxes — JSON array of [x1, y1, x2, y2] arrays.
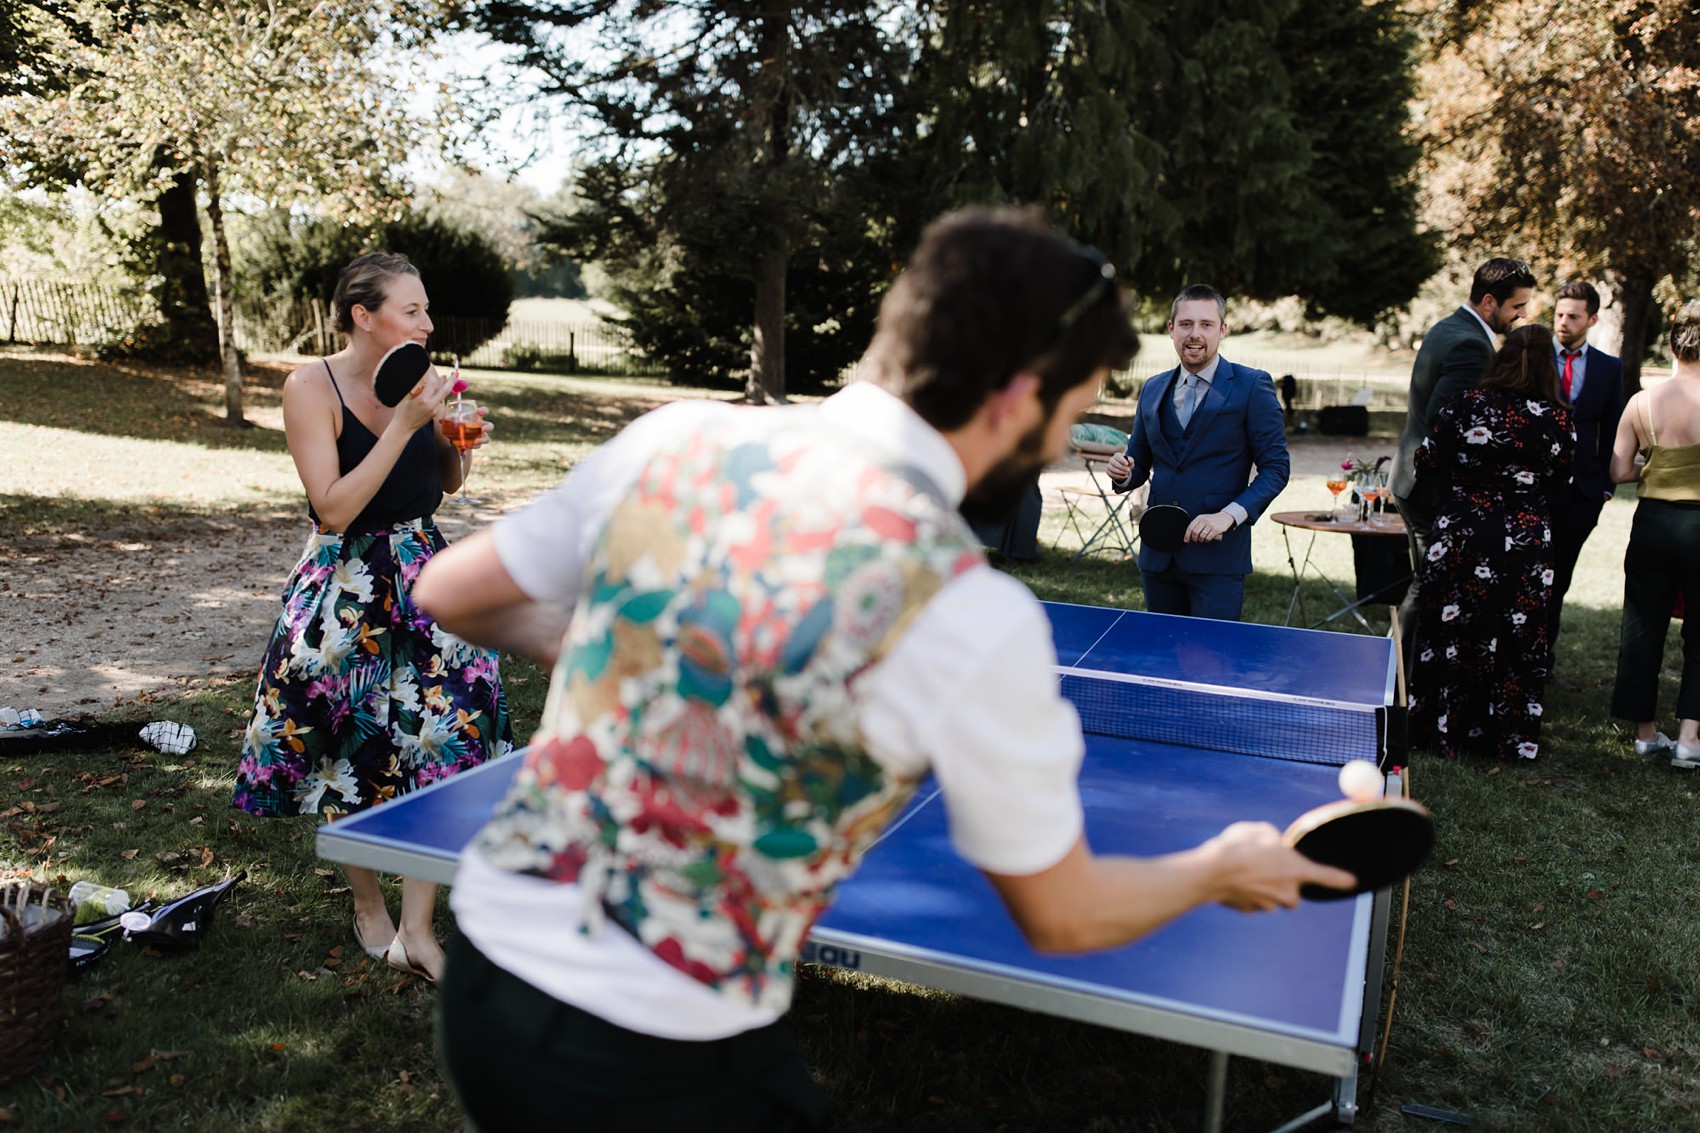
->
[[1547, 279, 1625, 679], [1389, 257, 1537, 661], [1106, 284, 1288, 620]]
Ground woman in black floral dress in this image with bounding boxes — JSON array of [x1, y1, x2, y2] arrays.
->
[[1409, 325, 1575, 759]]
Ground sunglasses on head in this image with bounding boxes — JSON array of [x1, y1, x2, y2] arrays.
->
[[1024, 246, 1117, 363]]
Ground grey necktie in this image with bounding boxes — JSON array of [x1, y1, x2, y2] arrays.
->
[[1178, 373, 1200, 428]]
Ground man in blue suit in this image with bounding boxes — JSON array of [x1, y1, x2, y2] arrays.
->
[[1106, 284, 1288, 620], [1547, 279, 1625, 679]]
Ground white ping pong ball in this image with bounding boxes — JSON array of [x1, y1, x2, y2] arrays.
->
[[1338, 760, 1382, 802]]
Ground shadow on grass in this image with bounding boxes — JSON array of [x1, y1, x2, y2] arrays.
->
[[0, 493, 300, 542], [0, 352, 293, 450], [0, 656, 551, 1132], [0, 350, 706, 455]]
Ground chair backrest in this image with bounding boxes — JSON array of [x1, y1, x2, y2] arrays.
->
[[1070, 422, 1129, 456]]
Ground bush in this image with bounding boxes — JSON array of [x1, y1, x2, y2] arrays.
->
[[237, 211, 514, 356]]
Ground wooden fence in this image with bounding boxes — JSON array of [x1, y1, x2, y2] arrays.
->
[[1, 278, 154, 347], [240, 298, 663, 377], [2, 281, 663, 377]]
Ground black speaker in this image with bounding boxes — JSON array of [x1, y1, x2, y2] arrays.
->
[[1317, 405, 1369, 435]]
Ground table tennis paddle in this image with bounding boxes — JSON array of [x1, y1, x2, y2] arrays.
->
[[1285, 797, 1433, 901], [1139, 503, 1190, 553], [373, 341, 431, 407]]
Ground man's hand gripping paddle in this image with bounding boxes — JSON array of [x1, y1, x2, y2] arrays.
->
[[1285, 760, 1434, 901], [1138, 503, 1191, 553]]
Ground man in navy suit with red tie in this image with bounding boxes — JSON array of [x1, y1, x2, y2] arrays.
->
[[1547, 279, 1625, 680], [1106, 284, 1289, 620]]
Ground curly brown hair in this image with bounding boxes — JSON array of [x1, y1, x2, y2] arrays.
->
[[859, 208, 1139, 431]]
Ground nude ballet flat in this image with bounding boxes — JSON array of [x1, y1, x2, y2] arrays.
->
[[353, 914, 391, 961], [385, 935, 440, 984]]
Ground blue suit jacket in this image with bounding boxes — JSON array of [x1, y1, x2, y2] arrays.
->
[[1562, 345, 1625, 502], [1116, 358, 1290, 575]]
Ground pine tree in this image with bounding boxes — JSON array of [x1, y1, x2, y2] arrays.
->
[[487, 1, 911, 399]]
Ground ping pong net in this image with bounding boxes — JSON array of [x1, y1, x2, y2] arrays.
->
[[1059, 668, 1385, 768]]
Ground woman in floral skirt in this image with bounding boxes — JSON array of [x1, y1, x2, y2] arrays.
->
[[1409, 324, 1574, 759], [234, 253, 514, 981]]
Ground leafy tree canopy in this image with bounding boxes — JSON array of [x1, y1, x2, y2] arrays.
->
[[1415, 0, 1700, 386], [0, 0, 479, 420]]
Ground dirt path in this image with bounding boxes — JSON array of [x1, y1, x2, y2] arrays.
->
[[0, 431, 1381, 719], [0, 507, 486, 717]]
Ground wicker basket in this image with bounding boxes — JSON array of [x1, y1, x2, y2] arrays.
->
[[0, 881, 72, 1087]]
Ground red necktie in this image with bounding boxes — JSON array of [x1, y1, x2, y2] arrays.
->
[[1562, 350, 1578, 400]]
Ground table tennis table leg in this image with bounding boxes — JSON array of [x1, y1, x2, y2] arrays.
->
[[1283, 526, 1378, 633], [1282, 526, 1308, 626], [1201, 1051, 1359, 1133], [1204, 1049, 1227, 1133]]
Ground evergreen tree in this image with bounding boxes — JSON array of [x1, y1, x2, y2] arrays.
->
[[477, 1, 912, 399], [905, 0, 1431, 322], [486, 0, 1432, 387]]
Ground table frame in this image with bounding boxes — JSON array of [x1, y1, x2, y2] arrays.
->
[[1272, 510, 1408, 632]]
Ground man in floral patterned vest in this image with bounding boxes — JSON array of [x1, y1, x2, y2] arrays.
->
[[415, 208, 1355, 1132]]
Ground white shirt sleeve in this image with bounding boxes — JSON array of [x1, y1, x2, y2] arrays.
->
[[492, 400, 735, 606], [858, 568, 1085, 876]]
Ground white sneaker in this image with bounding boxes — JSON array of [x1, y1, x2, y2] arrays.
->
[[1635, 732, 1676, 756], [1672, 743, 1700, 770]]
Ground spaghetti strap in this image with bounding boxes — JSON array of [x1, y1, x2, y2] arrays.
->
[[1642, 390, 1656, 448], [322, 359, 347, 407]]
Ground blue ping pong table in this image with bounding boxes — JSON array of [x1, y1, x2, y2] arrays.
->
[[318, 602, 1403, 1133]]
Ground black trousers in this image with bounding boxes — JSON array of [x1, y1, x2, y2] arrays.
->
[[1546, 491, 1607, 664], [438, 934, 828, 1133], [1611, 499, 1700, 723]]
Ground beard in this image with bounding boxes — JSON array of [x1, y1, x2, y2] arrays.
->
[[960, 417, 1052, 525]]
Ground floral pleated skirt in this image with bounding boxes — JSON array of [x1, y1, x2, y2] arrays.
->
[[234, 518, 514, 820]]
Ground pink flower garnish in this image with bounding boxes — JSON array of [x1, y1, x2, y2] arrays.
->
[[449, 378, 469, 396]]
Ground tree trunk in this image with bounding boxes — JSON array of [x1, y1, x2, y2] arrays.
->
[[743, 7, 792, 406], [1598, 266, 1657, 395], [749, 246, 787, 404], [152, 159, 219, 363], [202, 159, 246, 425]]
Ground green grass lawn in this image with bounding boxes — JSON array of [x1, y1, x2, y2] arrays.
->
[[3, 348, 1698, 1131]]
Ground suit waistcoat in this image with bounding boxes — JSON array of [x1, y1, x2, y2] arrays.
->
[[474, 407, 982, 1013]]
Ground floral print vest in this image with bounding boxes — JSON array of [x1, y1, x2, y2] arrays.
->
[[475, 407, 984, 1011]]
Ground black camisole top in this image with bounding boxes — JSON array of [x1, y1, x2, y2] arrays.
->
[[307, 360, 443, 530]]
